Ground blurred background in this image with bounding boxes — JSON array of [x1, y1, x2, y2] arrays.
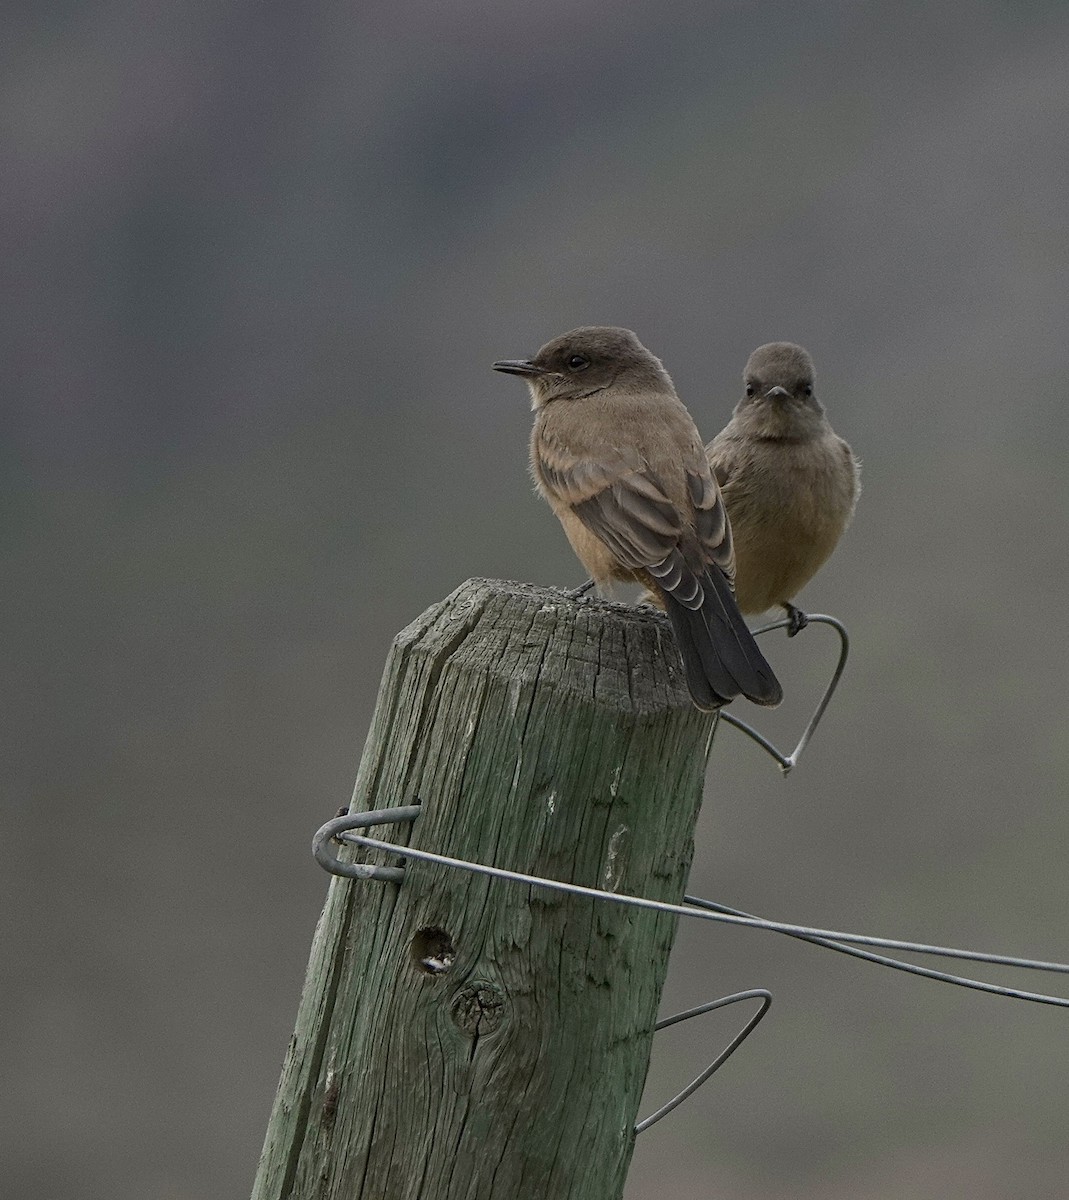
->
[[5, 1, 1069, 1196]]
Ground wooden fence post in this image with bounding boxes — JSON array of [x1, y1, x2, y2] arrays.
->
[[252, 577, 717, 1200]]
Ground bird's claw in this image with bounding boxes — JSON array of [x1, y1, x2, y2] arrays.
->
[[568, 579, 596, 600], [784, 603, 810, 637]]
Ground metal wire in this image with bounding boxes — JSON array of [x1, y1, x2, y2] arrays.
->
[[635, 990, 772, 1134], [312, 603, 1067, 1132], [317, 815, 1069, 1007], [680, 893, 1069, 975], [315, 806, 1069, 1136], [312, 806, 420, 883], [718, 613, 850, 775]]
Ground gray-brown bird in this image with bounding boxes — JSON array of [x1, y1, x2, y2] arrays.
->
[[706, 343, 860, 634], [493, 326, 782, 711]]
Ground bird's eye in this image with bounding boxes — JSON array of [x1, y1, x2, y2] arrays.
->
[[567, 354, 590, 371], [803, 384, 813, 397], [745, 383, 756, 397]]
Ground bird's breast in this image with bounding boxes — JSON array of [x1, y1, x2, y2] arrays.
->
[[722, 436, 856, 614]]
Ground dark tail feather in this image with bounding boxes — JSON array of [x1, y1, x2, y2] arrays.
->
[[663, 570, 782, 710]]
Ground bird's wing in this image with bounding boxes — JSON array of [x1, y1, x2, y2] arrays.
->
[[656, 447, 778, 708], [539, 418, 778, 709], [539, 434, 680, 560], [684, 460, 735, 583], [538, 430, 734, 605]]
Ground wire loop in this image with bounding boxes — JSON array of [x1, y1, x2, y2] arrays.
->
[[635, 990, 772, 1134], [311, 805, 421, 883], [720, 613, 850, 775]]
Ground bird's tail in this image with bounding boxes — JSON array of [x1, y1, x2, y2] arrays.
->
[[662, 568, 782, 710]]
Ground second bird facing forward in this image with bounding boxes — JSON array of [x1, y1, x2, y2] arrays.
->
[[707, 342, 860, 635]]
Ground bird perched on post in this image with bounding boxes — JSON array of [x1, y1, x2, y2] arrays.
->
[[493, 326, 782, 712], [706, 342, 860, 635]]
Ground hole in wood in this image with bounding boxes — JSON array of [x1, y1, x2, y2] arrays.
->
[[410, 927, 456, 975]]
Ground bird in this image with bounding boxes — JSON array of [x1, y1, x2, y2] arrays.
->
[[706, 342, 860, 636], [493, 326, 782, 711]]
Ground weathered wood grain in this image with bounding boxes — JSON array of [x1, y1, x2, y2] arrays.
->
[[252, 578, 717, 1200]]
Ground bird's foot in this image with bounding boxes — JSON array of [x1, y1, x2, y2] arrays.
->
[[568, 579, 596, 600], [784, 603, 810, 637]]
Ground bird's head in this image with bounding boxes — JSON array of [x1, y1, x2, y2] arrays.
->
[[737, 342, 825, 436], [494, 326, 671, 408], [742, 342, 820, 409]]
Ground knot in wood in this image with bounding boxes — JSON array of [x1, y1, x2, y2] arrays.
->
[[449, 981, 506, 1037]]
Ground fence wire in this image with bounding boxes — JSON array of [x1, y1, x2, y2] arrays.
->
[[311, 608, 1068, 1135], [314, 806, 1069, 1133]]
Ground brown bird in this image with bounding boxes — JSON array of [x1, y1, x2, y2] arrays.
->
[[493, 326, 782, 711], [706, 342, 860, 635]]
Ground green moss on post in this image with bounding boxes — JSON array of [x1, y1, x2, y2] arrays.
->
[[252, 578, 717, 1200]]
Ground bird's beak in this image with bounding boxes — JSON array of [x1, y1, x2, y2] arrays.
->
[[492, 359, 547, 377], [765, 385, 791, 400]]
